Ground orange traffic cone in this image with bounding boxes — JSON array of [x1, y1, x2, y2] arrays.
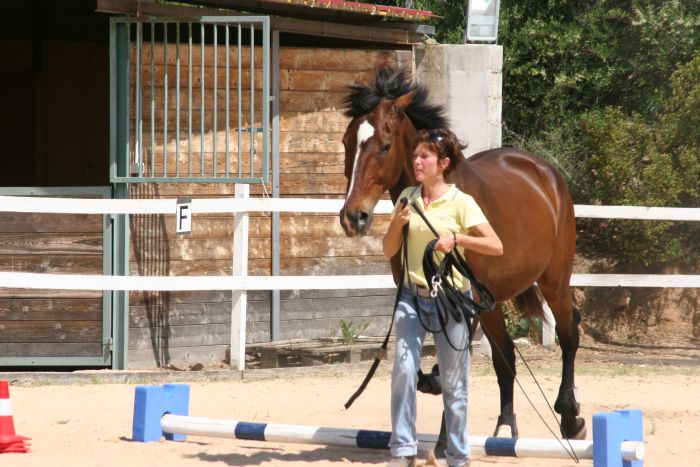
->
[[0, 380, 30, 453]]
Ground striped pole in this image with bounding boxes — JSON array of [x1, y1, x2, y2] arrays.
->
[[133, 384, 645, 467], [160, 415, 644, 462]]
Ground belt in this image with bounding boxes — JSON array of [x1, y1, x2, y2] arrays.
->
[[412, 284, 432, 298]]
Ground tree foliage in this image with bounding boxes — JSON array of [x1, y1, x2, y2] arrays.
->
[[380, 1, 699, 268]]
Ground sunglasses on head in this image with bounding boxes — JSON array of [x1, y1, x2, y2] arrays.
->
[[427, 130, 444, 143]]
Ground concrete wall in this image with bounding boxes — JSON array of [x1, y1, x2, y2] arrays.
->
[[414, 43, 503, 157]]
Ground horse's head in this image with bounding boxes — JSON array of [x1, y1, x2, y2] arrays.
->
[[339, 92, 416, 236], [338, 67, 447, 236]]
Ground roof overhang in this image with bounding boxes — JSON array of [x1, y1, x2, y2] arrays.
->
[[96, 0, 434, 45]]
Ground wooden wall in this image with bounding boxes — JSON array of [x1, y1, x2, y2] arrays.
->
[[127, 45, 411, 369], [0, 195, 107, 363]]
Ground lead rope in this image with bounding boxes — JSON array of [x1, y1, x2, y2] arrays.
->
[[477, 321, 580, 463], [344, 201, 410, 409]]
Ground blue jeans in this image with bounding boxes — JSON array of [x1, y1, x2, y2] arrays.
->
[[390, 287, 471, 465]]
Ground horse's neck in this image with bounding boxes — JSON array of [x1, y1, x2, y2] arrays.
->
[[389, 122, 419, 203]]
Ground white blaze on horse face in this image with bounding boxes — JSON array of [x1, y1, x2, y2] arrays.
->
[[346, 120, 375, 202]]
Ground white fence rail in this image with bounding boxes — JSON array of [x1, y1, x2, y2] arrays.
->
[[0, 195, 698, 367]]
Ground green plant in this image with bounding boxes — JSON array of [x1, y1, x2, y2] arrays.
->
[[337, 319, 369, 345]]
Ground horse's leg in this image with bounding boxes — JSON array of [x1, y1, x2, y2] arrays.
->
[[480, 303, 519, 437], [537, 272, 586, 439]]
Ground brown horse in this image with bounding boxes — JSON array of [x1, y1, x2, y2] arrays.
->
[[339, 68, 585, 441]]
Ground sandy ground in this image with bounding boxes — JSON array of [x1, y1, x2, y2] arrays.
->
[[1, 347, 699, 467]]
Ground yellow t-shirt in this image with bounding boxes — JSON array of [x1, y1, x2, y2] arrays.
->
[[392, 185, 488, 291]]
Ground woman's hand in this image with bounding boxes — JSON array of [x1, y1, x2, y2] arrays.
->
[[393, 204, 411, 227], [383, 203, 412, 258], [435, 232, 457, 254]]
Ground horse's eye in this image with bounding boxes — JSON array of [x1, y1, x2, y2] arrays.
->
[[381, 144, 391, 154]]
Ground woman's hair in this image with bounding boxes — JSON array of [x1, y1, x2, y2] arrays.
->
[[413, 128, 467, 176]]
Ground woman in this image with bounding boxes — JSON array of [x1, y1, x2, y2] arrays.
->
[[382, 128, 503, 467]]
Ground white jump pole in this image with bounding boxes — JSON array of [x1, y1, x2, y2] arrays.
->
[[160, 414, 644, 462], [132, 384, 645, 467]]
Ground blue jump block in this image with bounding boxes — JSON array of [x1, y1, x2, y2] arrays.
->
[[593, 409, 644, 467], [132, 383, 190, 442]]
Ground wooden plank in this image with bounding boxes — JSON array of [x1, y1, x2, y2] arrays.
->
[[130, 213, 389, 238], [276, 255, 391, 275], [129, 108, 348, 134], [279, 48, 405, 70], [129, 323, 230, 348], [0, 289, 102, 299], [132, 43, 262, 67], [135, 64, 262, 91], [279, 90, 348, 112], [127, 344, 230, 370], [0, 321, 102, 343], [279, 69, 376, 91], [0, 213, 103, 233], [0, 233, 102, 255], [246, 295, 393, 322], [0, 342, 102, 358], [130, 301, 231, 327], [0, 255, 103, 274], [132, 44, 403, 70], [138, 129, 344, 154], [128, 234, 384, 262], [138, 85, 263, 110], [0, 299, 102, 321], [130, 289, 232, 306]]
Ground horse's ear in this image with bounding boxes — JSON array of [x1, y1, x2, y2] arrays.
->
[[392, 92, 415, 116]]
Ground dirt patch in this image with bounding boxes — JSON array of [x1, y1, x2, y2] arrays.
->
[[2, 344, 699, 467], [573, 255, 700, 348]]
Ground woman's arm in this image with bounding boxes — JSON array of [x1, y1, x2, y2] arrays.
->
[[382, 204, 411, 258], [435, 222, 503, 256]]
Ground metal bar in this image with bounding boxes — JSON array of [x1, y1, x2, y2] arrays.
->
[[200, 23, 205, 176], [262, 18, 269, 183], [188, 22, 192, 177], [106, 176, 268, 184], [270, 28, 280, 341], [163, 22, 168, 177], [249, 23, 255, 178], [213, 24, 218, 176], [225, 24, 229, 177], [111, 19, 130, 370], [176, 22, 180, 178], [135, 21, 142, 176], [150, 22, 155, 176], [237, 23, 242, 178]]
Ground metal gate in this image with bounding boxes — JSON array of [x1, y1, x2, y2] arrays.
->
[[109, 16, 270, 369], [110, 16, 271, 184]]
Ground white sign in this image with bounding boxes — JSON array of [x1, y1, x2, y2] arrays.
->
[[466, 0, 500, 42], [176, 198, 192, 234]]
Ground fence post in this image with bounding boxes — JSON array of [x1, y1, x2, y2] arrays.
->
[[231, 184, 250, 370]]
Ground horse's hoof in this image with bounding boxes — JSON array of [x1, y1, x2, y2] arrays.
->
[[562, 417, 586, 439], [493, 413, 518, 438]]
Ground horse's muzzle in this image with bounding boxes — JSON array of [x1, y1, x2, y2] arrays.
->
[[339, 207, 372, 237]]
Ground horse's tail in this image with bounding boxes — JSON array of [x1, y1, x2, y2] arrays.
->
[[513, 285, 545, 320]]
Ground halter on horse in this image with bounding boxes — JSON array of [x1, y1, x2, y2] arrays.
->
[[339, 67, 585, 441]]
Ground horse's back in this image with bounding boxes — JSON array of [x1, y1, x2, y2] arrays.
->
[[461, 147, 572, 218], [451, 147, 575, 299]]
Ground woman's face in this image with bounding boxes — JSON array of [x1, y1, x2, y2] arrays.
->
[[413, 143, 448, 183]]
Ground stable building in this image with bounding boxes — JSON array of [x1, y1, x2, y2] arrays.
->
[[0, 0, 501, 369]]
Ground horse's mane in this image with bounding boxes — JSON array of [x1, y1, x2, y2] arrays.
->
[[342, 67, 448, 131]]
